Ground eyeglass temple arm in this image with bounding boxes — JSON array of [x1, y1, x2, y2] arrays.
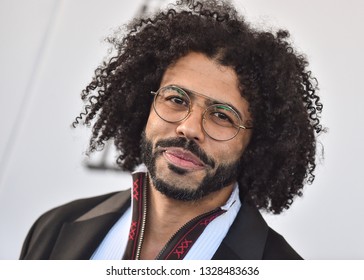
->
[[238, 125, 253, 130]]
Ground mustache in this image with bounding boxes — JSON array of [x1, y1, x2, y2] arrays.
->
[[155, 138, 215, 169]]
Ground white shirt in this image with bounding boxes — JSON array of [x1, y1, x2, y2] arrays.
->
[[91, 181, 241, 260]]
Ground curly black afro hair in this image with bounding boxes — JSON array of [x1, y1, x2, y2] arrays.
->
[[73, 0, 324, 214]]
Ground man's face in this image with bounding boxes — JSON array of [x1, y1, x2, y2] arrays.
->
[[142, 52, 252, 201]]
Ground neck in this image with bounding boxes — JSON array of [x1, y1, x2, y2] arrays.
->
[[139, 174, 234, 259]]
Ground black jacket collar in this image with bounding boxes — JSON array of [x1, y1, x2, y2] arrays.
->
[[48, 190, 268, 260]]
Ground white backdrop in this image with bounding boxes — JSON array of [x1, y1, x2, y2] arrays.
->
[[0, 0, 363, 260]]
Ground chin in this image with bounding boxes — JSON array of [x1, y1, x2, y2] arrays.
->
[[151, 176, 207, 201]]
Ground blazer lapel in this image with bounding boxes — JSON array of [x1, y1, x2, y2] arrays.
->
[[49, 190, 131, 259], [212, 200, 269, 260]]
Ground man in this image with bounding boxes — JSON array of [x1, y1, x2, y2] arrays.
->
[[20, 0, 323, 260]]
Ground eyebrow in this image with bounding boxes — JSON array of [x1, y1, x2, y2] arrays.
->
[[178, 85, 244, 119]]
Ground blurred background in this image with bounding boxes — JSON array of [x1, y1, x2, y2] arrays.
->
[[0, 0, 363, 259]]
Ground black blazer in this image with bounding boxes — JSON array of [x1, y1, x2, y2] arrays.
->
[[20, 189, 302, 260]]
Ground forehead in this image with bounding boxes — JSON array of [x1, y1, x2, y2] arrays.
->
[[160, 52, 250, 116]]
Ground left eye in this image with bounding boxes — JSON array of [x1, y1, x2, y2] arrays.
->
[[213, 112, 232, 121], [209, 111, 235, 127]]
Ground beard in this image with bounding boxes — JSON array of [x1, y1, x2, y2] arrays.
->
[[140, 131, 241, 201]]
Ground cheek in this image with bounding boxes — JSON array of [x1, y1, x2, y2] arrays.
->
[[145, 114, 155, 138], [213, 138, 248, 165], [145, 110, 175, 140], [145, 109, 161, 137], [233, 130, 252, 158], [221, 147, 243, 163]]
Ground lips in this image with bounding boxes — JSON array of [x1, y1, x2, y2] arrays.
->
[[162, 147, 205, 170]]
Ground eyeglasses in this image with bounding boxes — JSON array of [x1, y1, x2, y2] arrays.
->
[[151, 85, 253, 141]]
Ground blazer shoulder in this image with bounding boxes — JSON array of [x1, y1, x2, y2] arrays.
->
[[36, 191, 125, 224], [212, 200, 302, 260], [263, 227, 303, 260], [20, 189, 130, 259]]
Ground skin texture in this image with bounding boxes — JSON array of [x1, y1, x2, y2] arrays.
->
[[75, 0, 324, 214]]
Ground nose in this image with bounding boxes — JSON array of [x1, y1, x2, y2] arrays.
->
[[175, 107, 205, 142]]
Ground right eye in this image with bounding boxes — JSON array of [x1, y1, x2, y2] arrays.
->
[[160, 86, 190, 109], [165, 95, 188, 107]]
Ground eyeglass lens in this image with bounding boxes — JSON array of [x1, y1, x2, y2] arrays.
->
[[153, 86, 242, 141]]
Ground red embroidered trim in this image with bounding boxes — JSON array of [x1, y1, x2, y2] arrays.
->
[[162, 210, 226, 260], [132, 178, 139, 200], [123, 173, 144, 259], [128, 221, 137, 240], [174, 239, 192, 259], [200, 213, 221, 226]]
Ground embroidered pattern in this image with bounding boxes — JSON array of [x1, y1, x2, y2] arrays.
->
[[128, 221, 137, 240], [133, 179, 139, 200], [200, 213, 220, 226], [173, 239, 192, 259], [160, 209, 226, 260]]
